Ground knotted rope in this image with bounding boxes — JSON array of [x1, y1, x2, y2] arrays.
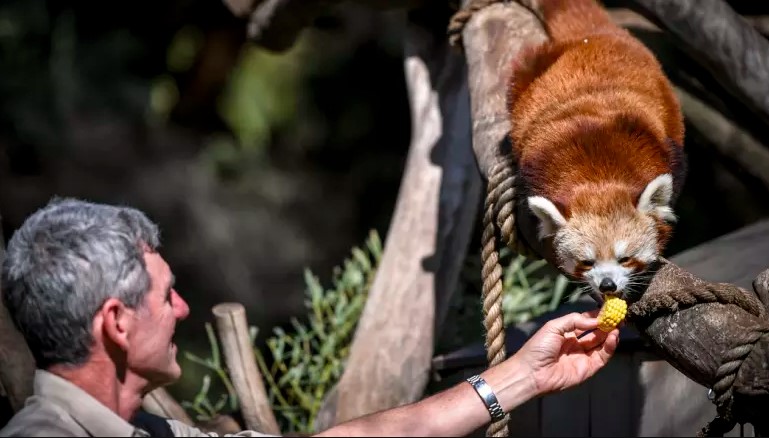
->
[[627, 268, 769, 437], [480, 156, 540, 437], [448, 0, 540, 49]]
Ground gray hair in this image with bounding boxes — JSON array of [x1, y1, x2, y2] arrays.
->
[[2, 198, 161, 368]]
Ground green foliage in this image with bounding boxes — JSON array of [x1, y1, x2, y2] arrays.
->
[[180, 230, 383, 433], [180, 323, 241, 422], [501, 252, 582, 325], [256, 229, 382, 433]]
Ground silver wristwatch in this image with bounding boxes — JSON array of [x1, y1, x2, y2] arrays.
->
[[466, 374, 506, 422]]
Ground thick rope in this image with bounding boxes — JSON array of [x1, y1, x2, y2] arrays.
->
[[447, 0, 506, 49], [480, 156, 542, 437], [448, 0, 542, 49], [480, 164, 511, 437], [698, 328, 769, 436], [628, 273, 765, 321], [628, 275, 769, 437]]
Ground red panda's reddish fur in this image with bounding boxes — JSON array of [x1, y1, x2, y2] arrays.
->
[[507, 0, 686, 248]]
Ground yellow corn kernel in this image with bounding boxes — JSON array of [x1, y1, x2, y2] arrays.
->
[[597, 296, 627, 332]]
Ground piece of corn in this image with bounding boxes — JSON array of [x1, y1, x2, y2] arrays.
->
[[597, 295, 627, 332]]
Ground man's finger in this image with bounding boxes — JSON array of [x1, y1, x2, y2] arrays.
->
[[577, 328, 609, 350], [591, 329, 619, 364]]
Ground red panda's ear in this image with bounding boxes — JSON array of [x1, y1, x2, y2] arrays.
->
[[637, 174, 677, 222], [528, 196, 567, 240]]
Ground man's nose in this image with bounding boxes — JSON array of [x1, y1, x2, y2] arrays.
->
[[599, 278, 617, 293], [171, 289, 190, 320]]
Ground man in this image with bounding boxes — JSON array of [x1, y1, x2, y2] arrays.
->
[[0, 198, 619, 437]]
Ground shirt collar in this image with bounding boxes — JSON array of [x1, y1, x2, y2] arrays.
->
[[34, 369, 145, 437]]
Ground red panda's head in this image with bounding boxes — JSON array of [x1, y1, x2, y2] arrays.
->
[[526, 174, 676, 300]]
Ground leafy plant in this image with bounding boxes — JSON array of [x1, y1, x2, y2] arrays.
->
[[501, 253, 582, 325], [180, 229, 383, 433], [254, 229, 382, 432]]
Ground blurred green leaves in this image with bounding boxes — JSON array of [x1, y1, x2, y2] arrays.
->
[[217, 43, 305, 159], [501, 253, 582, 325]]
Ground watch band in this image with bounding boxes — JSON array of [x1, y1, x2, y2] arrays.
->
[[466, 374, 506, 422]]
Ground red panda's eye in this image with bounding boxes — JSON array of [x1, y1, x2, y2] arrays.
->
[[581, 260, 595, 267], [618, 257, 631, 264]]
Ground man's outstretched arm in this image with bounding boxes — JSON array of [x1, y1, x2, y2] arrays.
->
[[313, 312, 619, 437]]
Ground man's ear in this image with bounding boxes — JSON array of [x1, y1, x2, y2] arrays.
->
[[100, 298, 134, 351], [528, 196, 567, 240], [637, 173, 677, 222]]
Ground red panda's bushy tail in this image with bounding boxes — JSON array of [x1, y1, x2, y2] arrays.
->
[[538, 0, 616, 42]]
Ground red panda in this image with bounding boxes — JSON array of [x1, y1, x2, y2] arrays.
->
[[507, 0, 687, 300]]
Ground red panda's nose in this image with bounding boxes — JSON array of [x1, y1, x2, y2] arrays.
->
[[599, 278, 617, 293]]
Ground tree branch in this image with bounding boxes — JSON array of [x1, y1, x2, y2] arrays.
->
[[627, 0, 769, 126]]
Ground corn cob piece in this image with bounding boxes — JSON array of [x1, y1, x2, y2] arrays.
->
[[597, 295, 627, 332]]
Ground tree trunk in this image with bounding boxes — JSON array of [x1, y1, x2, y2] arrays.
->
[[317, 4, 483, 428], [0, 216, 35, 412]]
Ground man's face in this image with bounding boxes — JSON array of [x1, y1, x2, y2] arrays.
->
[[126, 250, 189, 388]]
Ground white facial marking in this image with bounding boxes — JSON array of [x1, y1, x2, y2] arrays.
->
[[614, 240, 628, 259], [636, 239, 657, 263], [584, 261, 632, 294], [583, 246, 596, 262]]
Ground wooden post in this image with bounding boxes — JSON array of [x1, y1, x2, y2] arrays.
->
[[212, 303, 280, 435]]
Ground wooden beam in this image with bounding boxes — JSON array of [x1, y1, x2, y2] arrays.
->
[[627, 0, 769, 126]]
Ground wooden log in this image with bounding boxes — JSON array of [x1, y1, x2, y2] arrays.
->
[[627, 259, 769, 432], [627, 0, 769, 126], [674, 85, 769, 193], [142, 387, 195, 426], [319, 3, 483, 427], [212, 303, 280, 435], [0, 216, 35, 413], [460, 2, 547, 179]]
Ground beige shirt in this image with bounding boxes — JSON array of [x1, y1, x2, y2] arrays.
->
[[0, 370, 276, 437]]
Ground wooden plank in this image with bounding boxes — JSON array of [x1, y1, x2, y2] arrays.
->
[[669, 219, 769, 290], [507, 397, 541, 438], [588, 353, 635, 437], [540, 385, 590, 436], [637, 359, 723, 437]]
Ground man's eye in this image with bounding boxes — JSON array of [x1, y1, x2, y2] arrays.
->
[[580, 260, 595, 267], [618, 257, 631, 264]]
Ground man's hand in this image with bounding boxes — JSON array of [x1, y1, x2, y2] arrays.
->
[[516, 311, 619, 396]]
